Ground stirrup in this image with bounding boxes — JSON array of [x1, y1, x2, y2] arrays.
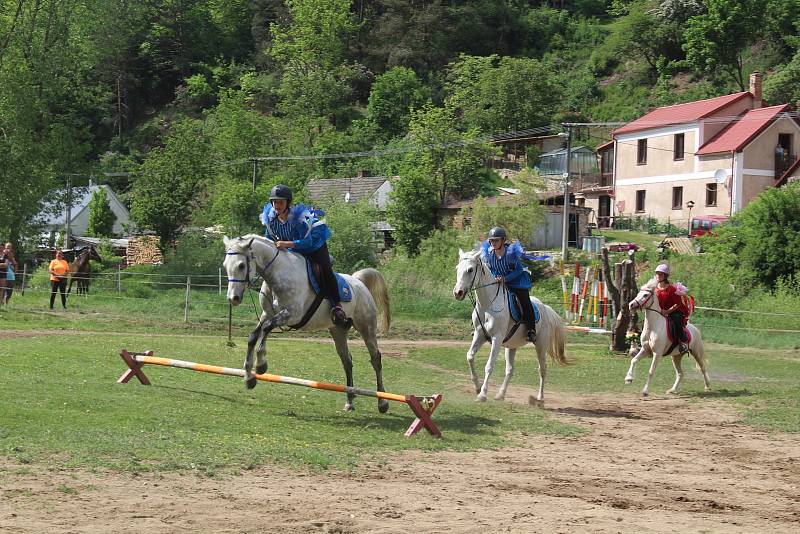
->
[[527, 329, 537, 343], [679, 342, 689, 353]]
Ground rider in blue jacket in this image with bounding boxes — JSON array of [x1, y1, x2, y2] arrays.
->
[[260, 184, 347, 326], [481, 226, 536, 343]]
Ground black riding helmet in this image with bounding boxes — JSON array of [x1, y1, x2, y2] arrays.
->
[[487, 226, 507, 240], [269, 184, 293, 206]]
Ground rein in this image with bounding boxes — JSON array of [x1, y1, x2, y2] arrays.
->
[[461, 257, 503, 341]]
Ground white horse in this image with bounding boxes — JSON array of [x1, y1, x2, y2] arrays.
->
[[452, 248, 569, 406], [223, 235, 392, 412], [626, 278, 711, 396]]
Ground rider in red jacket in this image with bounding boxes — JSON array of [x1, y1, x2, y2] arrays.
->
[[654, 264, 690, 353]]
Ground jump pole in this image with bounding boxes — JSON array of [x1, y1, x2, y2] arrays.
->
[[117, 349, 442, 438]]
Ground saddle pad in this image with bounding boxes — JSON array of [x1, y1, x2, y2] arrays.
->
[[508, 293, 540, 324], [305, 260, 353, 302], [665, 324, 692, 345]]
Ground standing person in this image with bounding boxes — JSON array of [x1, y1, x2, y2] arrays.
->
[[48, 250, 70, 310], [260, 184, 347, 326], [654, 264, 690, 353], [0, 242, 7, 304], [2, 242, 18, 304], [481, 226, 537, 343]]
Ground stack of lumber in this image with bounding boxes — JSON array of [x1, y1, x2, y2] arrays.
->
[[126, 236, 163, 265], [663, 237, 696, 255]]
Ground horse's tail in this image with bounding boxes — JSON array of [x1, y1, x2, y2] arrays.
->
[[353, 268, 391, 333], [538, 301, 572, 366]]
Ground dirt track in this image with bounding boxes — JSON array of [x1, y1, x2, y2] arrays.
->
[[2, 383, 799, 533]]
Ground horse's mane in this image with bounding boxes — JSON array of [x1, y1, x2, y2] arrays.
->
[[642, 276, 658, 291]]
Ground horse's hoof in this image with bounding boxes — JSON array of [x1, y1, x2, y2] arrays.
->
[[343, 403, 355, 412], [256, 363, 268, 374], [378, 400, 389, 414], [666, 389, 676, 395], [624, 378, 633, 385], [493, 393, 505, 401], [641, 391, 649, 397], [527, 396, 544, 409], [476, 394, 487, 402], [245, 376, 257, 389]]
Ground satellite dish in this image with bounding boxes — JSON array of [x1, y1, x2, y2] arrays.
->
[[714, 169, 728, 185]]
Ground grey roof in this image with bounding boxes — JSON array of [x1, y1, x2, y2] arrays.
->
[[307, 177, 389, 204], [37, 185, 127, 226]]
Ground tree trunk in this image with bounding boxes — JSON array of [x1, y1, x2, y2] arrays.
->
[[601, 247, 638, 352]]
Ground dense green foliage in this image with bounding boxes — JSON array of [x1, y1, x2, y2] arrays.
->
[[85, 187, 116, 237], [2, 0, 799, 269]]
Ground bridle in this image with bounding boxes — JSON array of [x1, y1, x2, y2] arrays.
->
[[458, 255, 505, 341], [631, 287, 660, 314], [225, 244, 281, 288]]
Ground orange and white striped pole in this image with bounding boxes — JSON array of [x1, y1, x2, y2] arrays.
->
[[117, 350, 442, 438]]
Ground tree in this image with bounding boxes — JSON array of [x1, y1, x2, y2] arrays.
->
[[367, 67, 430, 140], [320, 196, 378, 273], [445, 54, 559, 134], [386, 167, 439, 254], [683, 0, 763, 90], [85, 187, 116, 237], [270, 0, 360, 123], [130, 120, 212, 250], [462, 172, 545, 246], [701, 183, 800, 288]]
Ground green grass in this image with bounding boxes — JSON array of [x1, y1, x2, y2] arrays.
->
[[1, 324, 798, 475], [0, 333, 582, 474]]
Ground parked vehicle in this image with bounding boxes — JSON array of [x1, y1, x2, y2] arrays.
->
[[689, 216, 729, 238]]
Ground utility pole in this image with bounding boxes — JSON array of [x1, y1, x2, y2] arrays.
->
[[560, 124, 573, 262], [251, 158, 259, 192], [64, 175, 72, 249]]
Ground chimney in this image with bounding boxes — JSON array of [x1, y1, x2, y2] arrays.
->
[[356, 170, 370, 178], [750, 72, 762, 108]]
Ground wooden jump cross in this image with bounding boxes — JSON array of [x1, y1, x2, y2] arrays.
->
[[118, 349, 443, 438]]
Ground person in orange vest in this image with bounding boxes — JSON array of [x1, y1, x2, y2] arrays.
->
[[48, 250, 70, 310]]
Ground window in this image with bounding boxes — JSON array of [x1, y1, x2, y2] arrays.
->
[[635, 190, 646, 212], [672, 186, 683, 209], [601, 150, 613, 173], [637, 139, 647, 165], [674, 133, 685, 160], [706, 183, 717, 206]]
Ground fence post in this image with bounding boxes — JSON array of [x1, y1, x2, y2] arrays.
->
[[117, 264, 121, 292], [21, 264, 27, 296], [218, 268, 222, 296], [184, 276, 191, 323]]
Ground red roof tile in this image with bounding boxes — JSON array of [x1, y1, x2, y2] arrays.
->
[[613, 92, 751, 136], [696, 104, 791, 155]]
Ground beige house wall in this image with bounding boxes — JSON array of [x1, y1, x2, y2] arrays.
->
[[699, 95, 753, 143], [742, 116, 800, 169], [616, 128, 698, 180], [615, 179, 730, 222], [697, 153, 733, 173]]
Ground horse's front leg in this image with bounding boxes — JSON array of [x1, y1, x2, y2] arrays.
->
[[245, 309, 290, 388], [641, 352, 662, 397], [625, 344, 650, 385], [477, 337, 503, 402], [494, 348, 516, 401], [466, 327, 488, 394]]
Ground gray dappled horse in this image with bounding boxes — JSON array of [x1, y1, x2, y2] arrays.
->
[[223, 235, 392, 412]]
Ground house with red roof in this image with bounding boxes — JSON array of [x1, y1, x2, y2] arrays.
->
[[608, 73, 800, 226]]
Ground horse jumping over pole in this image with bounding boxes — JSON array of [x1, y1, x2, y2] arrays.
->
[[626, 278, 711, 396], [117, 349, 443, 437], [68, 246, 101, 296], [222, 235, 391, 413], [452, 248, 569, 407]]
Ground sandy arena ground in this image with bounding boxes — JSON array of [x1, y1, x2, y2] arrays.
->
[[2, 379, 799, 533]]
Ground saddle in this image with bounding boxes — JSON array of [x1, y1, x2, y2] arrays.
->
[[305, 259, 353, 302], [502, 293, 540, 343]]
